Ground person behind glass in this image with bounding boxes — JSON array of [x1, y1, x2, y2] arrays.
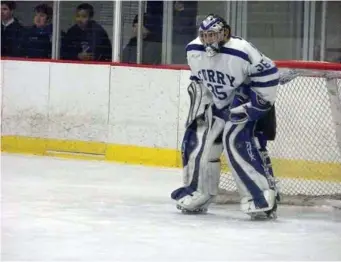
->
[[121, 14, 161, 64], [1, 1, 23, 57], [61, 3, 112, 61], [172, 1, 197, 64], [20, 4, 53, 59]]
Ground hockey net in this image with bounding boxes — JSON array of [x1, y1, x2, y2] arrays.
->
[[217, 61, 341, 206]]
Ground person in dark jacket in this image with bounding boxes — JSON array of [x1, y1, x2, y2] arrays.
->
[[21, 4, 53, 59], [172, 1, 197, 64], [1, 1, 23, 57], [61, 3, 112, 61], [122, 13, 162, 64]]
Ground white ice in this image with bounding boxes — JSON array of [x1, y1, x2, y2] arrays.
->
[[2, 153, 341, 261]]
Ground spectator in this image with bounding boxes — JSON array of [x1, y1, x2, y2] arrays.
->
[[122, 14, 161, 64], [172, 1, 197, 64], [21, 4, 53, 59], [61, 3, 112, 61], [1, 1, 23, 57]]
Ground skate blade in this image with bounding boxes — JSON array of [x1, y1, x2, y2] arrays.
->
[[250, 211, 277, 220], [176, 204, 208, 214]]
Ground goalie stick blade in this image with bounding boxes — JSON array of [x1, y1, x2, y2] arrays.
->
[[176, 204, 208, 215]]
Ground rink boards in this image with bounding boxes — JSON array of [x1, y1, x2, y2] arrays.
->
[[1, 59, 341, 182]]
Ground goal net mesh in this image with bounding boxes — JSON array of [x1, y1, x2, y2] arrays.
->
[[216, 62, 341, 206]]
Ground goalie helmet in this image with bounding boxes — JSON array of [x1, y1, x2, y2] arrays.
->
[[199, 14, 231, 57]]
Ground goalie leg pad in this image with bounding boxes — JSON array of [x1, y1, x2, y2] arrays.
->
[[181, 120, 200, 186], [171, 106, 224, 212], [223, 121, 277, 214], [170, 119, 208, 202]]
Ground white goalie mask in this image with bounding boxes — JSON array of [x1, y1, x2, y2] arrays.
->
[[199, 14, 230, 57]]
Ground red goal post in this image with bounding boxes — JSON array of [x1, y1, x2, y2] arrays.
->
[[217, 60, 341, 206]]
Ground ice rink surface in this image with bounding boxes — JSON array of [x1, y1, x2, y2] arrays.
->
[[2, 154, 341, 261]]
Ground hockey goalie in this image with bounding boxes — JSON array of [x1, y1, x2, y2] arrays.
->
[[171, 14, 281, 219]]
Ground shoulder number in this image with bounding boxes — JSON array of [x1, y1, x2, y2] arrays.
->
[[255, 59, 272, 72]]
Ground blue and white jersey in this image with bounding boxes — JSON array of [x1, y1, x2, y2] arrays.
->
[[186, 36, 279, 109]]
